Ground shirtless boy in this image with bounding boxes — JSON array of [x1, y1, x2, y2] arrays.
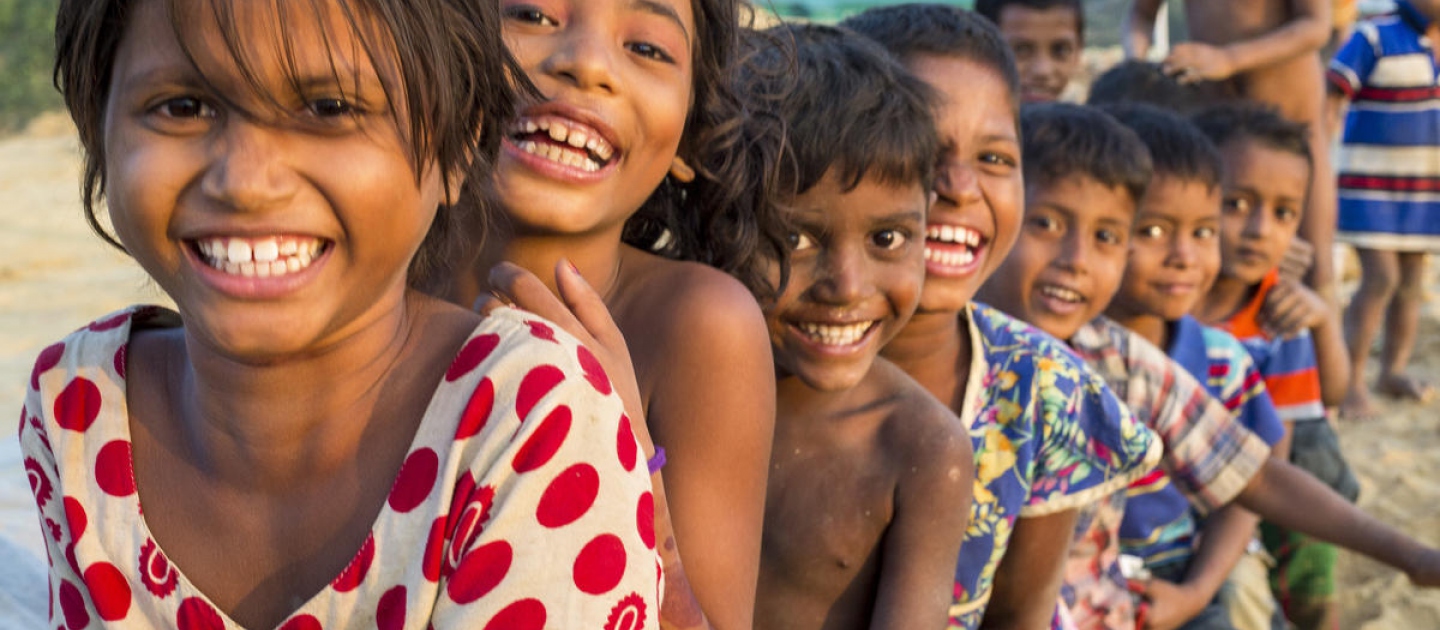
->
[[742, 24, 975, 629]]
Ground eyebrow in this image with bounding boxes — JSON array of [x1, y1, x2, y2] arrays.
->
[[631, 0, 692, 49]]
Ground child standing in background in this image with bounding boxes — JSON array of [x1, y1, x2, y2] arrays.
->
[[842, 8, 1162, 628], [26, 0, 660, 627], [1328, 0, 1440, 421], [976, 0, 1086, 103], [739, 25, 974, 628]]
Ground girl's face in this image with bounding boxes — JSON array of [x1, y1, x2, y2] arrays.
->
[[497, 0, 695, 236], [902, 56, 1023, 316], [104, 0, 452, 359]]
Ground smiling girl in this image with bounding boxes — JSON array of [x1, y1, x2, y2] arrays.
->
[[443, 2, 783, 627], [22, 0, 659, 628]]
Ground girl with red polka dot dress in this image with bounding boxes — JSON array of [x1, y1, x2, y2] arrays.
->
[[20, 1, 660, 628]]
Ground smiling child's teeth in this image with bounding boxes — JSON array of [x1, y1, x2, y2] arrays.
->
[[253, 239, 279, 263], [547, 124, 568, 143], [1041, 285, 1083, 303], [227, 240, 251, 263], [924, 246, 976, 268], [197, 236, 324, 278], [798, 322, 873, 346], [567, 130, 589, 149]]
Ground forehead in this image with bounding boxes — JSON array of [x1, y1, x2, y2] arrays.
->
[[1218, 138, 1310, 192], [1139, 176, 1220, 219], [1030, 174, 1135, 224], [905, 55, 1019, 139], [996, 5, 1080, 39], [791, 173, 929, 220]]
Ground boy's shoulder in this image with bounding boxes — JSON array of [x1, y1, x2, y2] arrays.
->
[[867, 358, 967, 448], [616, 247, 766, 338]]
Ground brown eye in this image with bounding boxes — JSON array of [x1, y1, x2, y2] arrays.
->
[[788, 231, 816, 251], [871, 229, 907, 250], [154, 97, 212, 119]]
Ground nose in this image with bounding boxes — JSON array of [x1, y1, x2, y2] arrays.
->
[[1241, 206, 1273, 240], [200, 119, 298, 213], [1168, 234, 1198, 268], [537, 20, 618, 94], [935, 158, 982, 208], [1054, 230, 1093, 275], [810, 244, 872, 306]]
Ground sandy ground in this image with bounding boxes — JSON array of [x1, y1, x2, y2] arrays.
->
[[1, 119, 1439, 626]]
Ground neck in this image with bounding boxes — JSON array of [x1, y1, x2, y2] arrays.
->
[[456, 220, 628, 307], [1109, 309, 1171, 348], [174, 292, 448, 491], [1194, 274, 1253, 325], [881, 308, 967, 405]]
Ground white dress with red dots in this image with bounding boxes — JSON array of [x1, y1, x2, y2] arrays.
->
[[19, 305, 660, 629]]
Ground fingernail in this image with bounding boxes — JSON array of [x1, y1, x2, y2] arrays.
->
[[568, 260, 581, 276]]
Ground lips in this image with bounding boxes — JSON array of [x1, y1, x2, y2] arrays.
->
[[1034, 281, 1088, 316]]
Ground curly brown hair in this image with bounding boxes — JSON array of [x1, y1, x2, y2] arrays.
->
[[54, 0, 523, 287], [620, 0, 792, 302]]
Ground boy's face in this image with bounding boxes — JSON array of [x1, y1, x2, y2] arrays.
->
[[1215, 138, 1309, 285], [1106, 175, 1222, 322], [903, 55, 1024, 315], [978, 175, 1134, 340], [996, 5, 1082, 104], [766, 172, 929, 392]]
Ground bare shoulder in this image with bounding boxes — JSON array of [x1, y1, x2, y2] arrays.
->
[[615, 248, 768, 350], [870, 359, 972, 468]]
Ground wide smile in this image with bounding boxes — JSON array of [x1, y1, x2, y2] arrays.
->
[[787, 320, 881, 356], [503, 114, 619, 179], [1034, 281, 1088, 316], [185, 234, 331, 298], [924, 223, 989, 278]]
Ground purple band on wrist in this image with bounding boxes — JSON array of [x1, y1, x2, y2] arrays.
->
[[647, 446, 667, 475]]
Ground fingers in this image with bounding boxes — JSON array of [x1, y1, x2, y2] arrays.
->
[[554, 259, 632, 355], [487, 261, 586, 333]]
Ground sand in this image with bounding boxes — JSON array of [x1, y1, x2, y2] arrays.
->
[[1, 119, 1438, 627]]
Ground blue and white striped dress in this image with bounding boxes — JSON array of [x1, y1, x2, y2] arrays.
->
[[1329, 1, 1440, 251]]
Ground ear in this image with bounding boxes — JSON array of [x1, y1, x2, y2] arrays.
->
[[669, 156, 696, 183]]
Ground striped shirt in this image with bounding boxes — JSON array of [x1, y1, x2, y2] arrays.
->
[[1328, 0, 1440, 251], [1218, 270, 1327, 424]]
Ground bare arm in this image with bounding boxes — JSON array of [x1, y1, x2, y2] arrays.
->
[[1259, 278, 1349, 408], [1238, 457, 1440, 586], [647, 277, 776, 629], [980, 509, 1081, 629], [1165, 0, 1330, 82], [1139, 504, 1261, 630], [871, 410, 975, 628], [1123, 0, 1166, 59]]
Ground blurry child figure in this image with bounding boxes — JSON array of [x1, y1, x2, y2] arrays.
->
[[1191, 103, 1354, 630], [976, 0, 1085, 103], [28, 0, 660, 628], [983, 102, 1440, 630], [1104, 104, 1289, 630], [1124, 0, 1347, 393], [843, 7, 1161, 628], [739, 25, 975, 628], [1087, 61, 1217, 115], [446, 1, 787, 625], [1328, 0, 1440, 420], [978, 103, 1269, 630]]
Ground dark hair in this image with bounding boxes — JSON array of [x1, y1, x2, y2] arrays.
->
[[55, 0, 519, 287], [1020, 102, 1152, 203], [623, 1, 790, 301], [745, 23, 938, 201], [1099, 103, 1221, 189], [840, 3, 1022, 108], [1191, 102, 1314, 171], [975, 0, 1085, 41], [1086, 60, 1216, 114]]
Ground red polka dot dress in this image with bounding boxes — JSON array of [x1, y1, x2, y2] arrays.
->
[[19, 306, 661, 629]]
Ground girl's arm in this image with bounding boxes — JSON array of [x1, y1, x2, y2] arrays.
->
[[645, 275, 775, 630], [979, 509, 1081, 630], [870, 405, 974, 628]]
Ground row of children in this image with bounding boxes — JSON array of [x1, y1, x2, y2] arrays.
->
[[15, 0, 1440, 630]]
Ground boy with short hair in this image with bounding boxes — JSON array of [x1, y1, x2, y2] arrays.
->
[[976, 0, 1085, 103], [741, 23, 976, 629], [1103, 103, 1289, 630], [1190, 103, 1354, 630], [979, 101, 1440, 630]]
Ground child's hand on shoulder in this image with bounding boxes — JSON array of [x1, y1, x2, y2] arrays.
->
[[1132, 578, 1208, 630], [1260, 277, 1328, 338], [1164, 42, 1237, 83], [483, 260, 649, 449]]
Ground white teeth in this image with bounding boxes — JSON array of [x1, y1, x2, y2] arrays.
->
[[1040, 285, 1084, 303], [796, 321, 874, 346], [547, 124, 568, 143], [566, 130, 588, 149], [513, 116, 616, 164], [926, 225, 982, 246], [924, 246, 976, 268], [518, 138, 602, 172], [194, 236, 325, 278]]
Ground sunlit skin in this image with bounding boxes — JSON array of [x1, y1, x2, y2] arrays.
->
[[451, 1, 776, 626], [995, 5, 1083, 103], [105, 1, 488, 627], [978, 176, 1136, 342], [756, 173, 972, 629], [1105, 176, 1222, 346]]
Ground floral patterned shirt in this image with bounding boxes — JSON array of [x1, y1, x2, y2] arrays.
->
[[20, 306, 660, 629], [949, 305, 1161, 629]]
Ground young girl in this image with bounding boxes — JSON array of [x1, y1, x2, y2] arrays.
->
[[841, 7, 1160, 629], [24, 1, 658, 628], [444, 2, 783, 626]]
